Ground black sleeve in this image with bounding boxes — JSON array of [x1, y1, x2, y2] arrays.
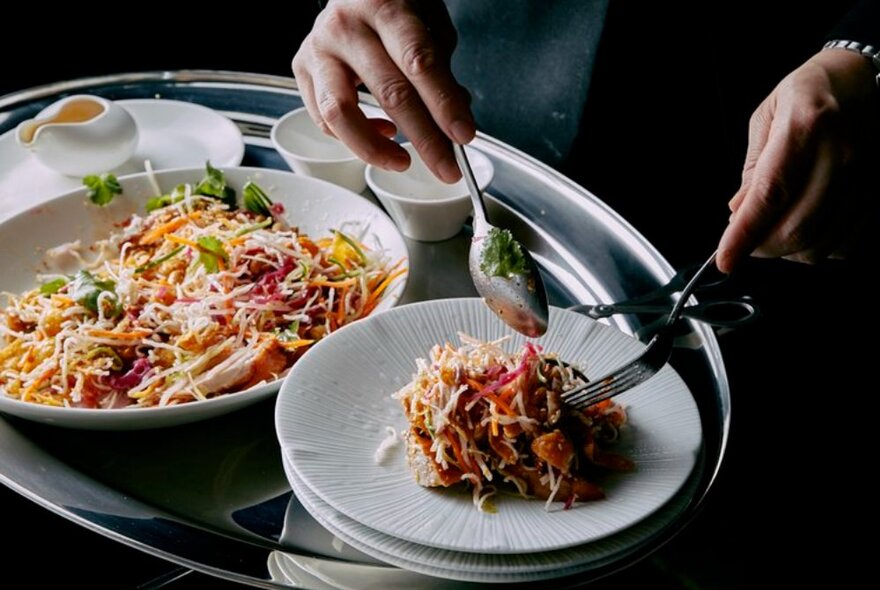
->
[[828, 0, 880, 47]]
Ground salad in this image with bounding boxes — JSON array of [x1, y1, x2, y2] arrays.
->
[[395, 335, 633, 511], [0, 166, 404, 409]]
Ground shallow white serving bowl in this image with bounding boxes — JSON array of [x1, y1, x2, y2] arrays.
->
[[271, 107, 367, 193], [0, 167, 408, 430], [365, 142, 494, 242]]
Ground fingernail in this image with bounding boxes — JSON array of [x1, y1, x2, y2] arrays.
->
[[450, 119, 476, 145], [439, 158, 462, 183]]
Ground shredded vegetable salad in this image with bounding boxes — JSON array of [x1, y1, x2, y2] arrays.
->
[[0, 169, 405, 409], [395, 335, 633, 511]]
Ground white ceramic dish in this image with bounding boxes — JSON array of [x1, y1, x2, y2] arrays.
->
[[0, 99, 245, 221], [277, 299, 702, 555], [0, 167, 408, 430], [281, 451, 696, 583], [271, 107, 367, 193], [365, 143, 494, 242], [16, 95, 140, 176]]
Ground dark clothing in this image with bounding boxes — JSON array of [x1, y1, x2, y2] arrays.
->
[[446, 0, 609, 166]]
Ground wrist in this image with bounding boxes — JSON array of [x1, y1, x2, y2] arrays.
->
[[822, 39, 880, 87]]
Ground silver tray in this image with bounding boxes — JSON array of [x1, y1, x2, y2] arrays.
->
[[0, 71, 729, 588]]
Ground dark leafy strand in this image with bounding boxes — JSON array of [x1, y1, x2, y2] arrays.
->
[[83, 173, 122, 206]]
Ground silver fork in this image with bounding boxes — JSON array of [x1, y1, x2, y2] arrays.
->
[[561, 250, 718, 410]]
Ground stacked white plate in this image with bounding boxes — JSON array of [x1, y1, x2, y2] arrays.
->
[[275, 298, 703, 583]]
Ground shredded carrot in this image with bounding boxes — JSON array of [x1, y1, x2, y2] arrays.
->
[[481, 390, 517, 417], [23, 367, 58, 396], [141, 213, 200, 245], [298, 237, 320, 256], [490, 418, 499, 437], [87, 329, 150, 340], [279, 339, 315, 350], [336, 285, 347, 324], [466, 377, 485, 392], [165, 234, 200, 250], [310, 277, 358, 289], [448, 430, 472, 471], [366, 267, 407, 307]]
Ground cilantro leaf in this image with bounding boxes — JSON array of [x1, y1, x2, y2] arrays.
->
[[196, 236, 228, 273], [83, 173, 122, 206], [69, 270, 120, 316], [39, 277, 69, 295], [480, 227, 528, 279], [195, 162, 236, 209]]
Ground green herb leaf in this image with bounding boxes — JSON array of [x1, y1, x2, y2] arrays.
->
[[480, 227, 528, 279], [195, 162, 236, 209], [83, 173, 122, 206], [242, 181, 274, 217], [196, 236, 228, 273], [69, 270, 120, 316], [39, 277, 69, 295]]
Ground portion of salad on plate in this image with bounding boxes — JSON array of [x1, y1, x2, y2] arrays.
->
[[395, 335, 633, 511], [0, 165, 405, 410]]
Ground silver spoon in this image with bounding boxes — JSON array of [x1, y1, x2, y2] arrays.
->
[[453, 143, 549, 337]]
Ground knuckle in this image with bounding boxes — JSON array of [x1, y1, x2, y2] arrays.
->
[[400, 41, 437, 77], [319, 6, 356, 39], [410, 132, 448, 163], [375, 77, 417, 112], [317, 92, 356, 128]]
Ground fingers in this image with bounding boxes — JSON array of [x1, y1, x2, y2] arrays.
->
[[751, 142, 836, 260], [717, 108, 816, 273], [311, 54, 411, 171], [291, 0, 473, 183], [374, 3, 475, 145], [348, 38, 462, 182], [729, 100, 775, 214]]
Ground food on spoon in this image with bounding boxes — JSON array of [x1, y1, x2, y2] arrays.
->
[[0, 166, 405, 409], [479, 227, 527, 279], [395, 335, 633, 511]]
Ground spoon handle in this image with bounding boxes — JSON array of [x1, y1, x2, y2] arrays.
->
[[453, 143, 490, 233]]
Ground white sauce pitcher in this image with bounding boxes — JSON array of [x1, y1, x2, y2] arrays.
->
[[16, 95, 138, 177]]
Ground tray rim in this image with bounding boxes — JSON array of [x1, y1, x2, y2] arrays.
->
[[0, 69, 730, 589]]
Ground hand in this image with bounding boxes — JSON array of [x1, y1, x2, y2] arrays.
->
[[292, 0, 476, 183], [717, 49, 880, 273]]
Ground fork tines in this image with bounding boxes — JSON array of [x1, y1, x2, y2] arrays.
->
[[561, 361, 657, 410]]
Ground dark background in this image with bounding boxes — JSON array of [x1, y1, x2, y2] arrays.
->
[[0, 1, 874, 588]]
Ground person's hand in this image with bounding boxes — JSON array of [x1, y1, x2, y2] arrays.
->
[[292, 0, 476, 183], [717, 49, 880, 273]]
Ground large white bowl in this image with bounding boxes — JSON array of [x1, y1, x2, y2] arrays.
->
[[0, 167, 408, 430]]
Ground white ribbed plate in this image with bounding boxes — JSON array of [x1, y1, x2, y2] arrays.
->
[[0, 167, 407, 430], [276, 298, 701, 554], [281, 452, 696, 582]]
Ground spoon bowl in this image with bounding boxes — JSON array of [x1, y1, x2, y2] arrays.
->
[[454, 144, 549, 337]]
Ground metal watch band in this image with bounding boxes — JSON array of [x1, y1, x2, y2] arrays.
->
[[823, 39, 880, 71]]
